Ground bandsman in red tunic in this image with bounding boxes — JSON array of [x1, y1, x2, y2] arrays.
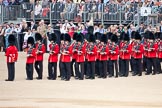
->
[[60, 33, 72, 81], [34, 33, 46, 80], [156, 32, 162, 74], [98, 34, 109, 78], [48, 33, 59, 80], [132, 32, 144, 76], [109, 34, 119, 78], [95, 32, 101, 77], [26, 37, 35, 80], [146, 31, 158, 75], [86, 34, 97, 79], [5, 34, 18, 81], [119, 33, 131, 77], [75, 33, 86, 80]]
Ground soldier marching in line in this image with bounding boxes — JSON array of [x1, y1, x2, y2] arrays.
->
[[131, 32, 144, 76], [26, 37, 35, 80], [60, 33, 72, 81], [48, 33, 59, 80], [109, 34, 119, 78], [34, 33, 46, 80], [75, 33, 86, 80], [5, 34, 18, 81]]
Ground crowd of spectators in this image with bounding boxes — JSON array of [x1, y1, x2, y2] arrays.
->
[[0, 0, 162, 22], [0, 19, 162, 53]]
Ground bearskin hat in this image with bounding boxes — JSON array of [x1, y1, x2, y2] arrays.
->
[[119, 32, 125, 41], [148, 31, 155, 40], [89, 34, 95, 42], [8, 34, 16, 44], [49, 33, 57, 42], [154, 32, 161, 39], [60, 33, 65, 41], [106, 32, 113, 40], [144, 30, 150, 39], [35, 32, 42, 41], [27, 37, 35, 45], [73, 32, 78, 40], [64, 33, 71, 42], [123, 33, 130, 41], [135, 32, 142, 40], [87, 26, 94, 34], [77, 33, 84, 42], [131, 31, 136, 39], [100, 34, 107, 43], [95, 32, 101, 40], [160, 33, 162, 40], [111, 34, 118, 43]]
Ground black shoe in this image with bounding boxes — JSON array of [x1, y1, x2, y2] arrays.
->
[[145, 73, 150, 75], [36, 77, 42, 80], [75, 76, 79, 79], [26, 78, 32, 80], [47, 77, 51, 80], [58, 75, 61, 77], [5, 79, 13, 81], [98, 76, 102, 78], [115, 76, 118, 78], [138, 74, 142, 76], [152, 73, 156, 75], [132, 73, 137, 76], [65, 79, 70, 81], [85, 76, 90, 79], [79, 78, 83, 80], [109, 75, 113, 78]]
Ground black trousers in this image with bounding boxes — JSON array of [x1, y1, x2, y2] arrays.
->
[[120, 59, 129, 77], [107, 59, 110, 75], [48, 62, 57, 80], [146, 58, 157, 74], [109, 60, 118, 77], [143, 56, 147, 71], [34, 61, 43, 79], [95, 59, 100, 76], [7, 62, 15, 81], [59, 60, 63, 77], [26, 63, 34, 80], [84, 59, 88, 76], [119, 58, 122, 76], [71, 59, 76, 76], [133, 59, 142, 75], [62, 62, 71, 80], [157, 58, 162, 73], [75, 62, 85, 79], [87, 61, 95, 79], [130, 57, 134, 72], [99, 60, 107, 78]]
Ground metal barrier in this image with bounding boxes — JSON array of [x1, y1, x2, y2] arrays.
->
[[0, 3, 162, 26]]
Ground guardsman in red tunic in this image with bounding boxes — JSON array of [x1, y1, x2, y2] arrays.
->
[[95, 32, 101, 77], [106, 32, 113, 75], [26, 37, 35, 80], [143, 31, 149, 72], [5, 34, 18, 81], [75, 33, 86, 80], [34, 33, 46, 80], [119, 33, 131, 77], [59, 34, 65, 78], [71, 33, 78, 77], [98, 34, 109, 78], [130, 31, 136, 73], [109, 34, 119, 78], [156, 32, 162, 74], [48, 33, 59, 80], [60, 33, 72, 81], [132, 32, 144, 76], [146, 31, 158, 75], [86, 34, 97, 79]]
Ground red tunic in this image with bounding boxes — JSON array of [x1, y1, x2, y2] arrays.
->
[[76, 43, 86, 62], [5, 45, 18, 63], [147, 42, 158, 58], [48, 43, 59, 62], [157, 41, 162, 58], [98, 45, 109, 61], [133, 44, 144, 59], [26, 47, 36, 63], [109, 44, 119, 60], [61, 45, 72, 62], [120, 42, 131, 60], [87, 45, 97, 62], [35, 43, 46, 61]]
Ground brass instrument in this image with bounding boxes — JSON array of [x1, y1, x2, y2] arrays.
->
[[50, 43, 56, 55], [87, 43, 95, 54], [109, 43, 117, 54], [27, 46, 34, 55]]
